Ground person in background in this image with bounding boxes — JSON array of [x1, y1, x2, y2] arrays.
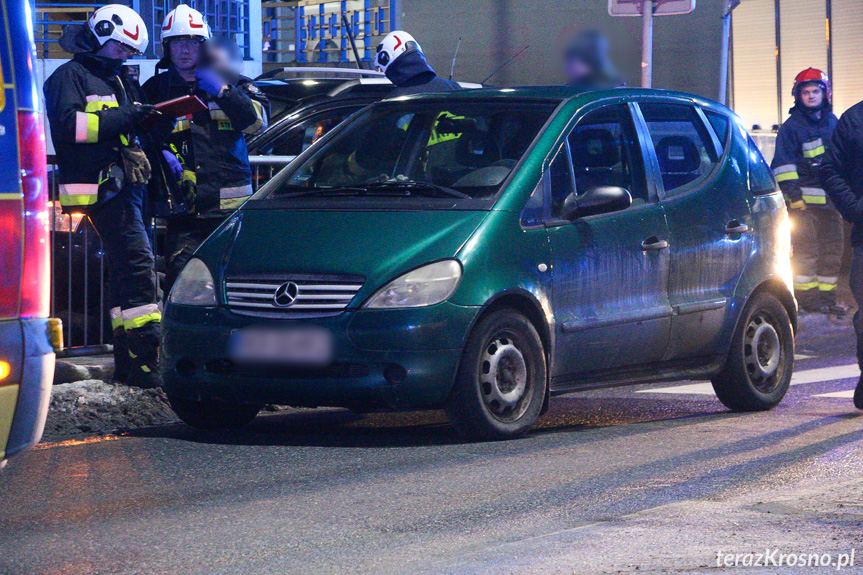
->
[[143, 5, 268, 295], [45, 5, 173, 388], [773, 68, 843, 316], [374, 31, 462, 97], [563, 29, 623, 90], [819, 91, 863, 409]]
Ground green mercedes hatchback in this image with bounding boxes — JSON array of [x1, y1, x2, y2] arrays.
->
[[162, 87, 796, 440]]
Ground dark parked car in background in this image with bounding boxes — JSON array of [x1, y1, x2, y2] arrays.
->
[[253, 67, 392, 123]]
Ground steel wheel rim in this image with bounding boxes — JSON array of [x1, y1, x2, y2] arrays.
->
[[744, 313, 782, 392], [479, 333, 531, 423]]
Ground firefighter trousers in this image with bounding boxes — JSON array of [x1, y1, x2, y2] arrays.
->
[[789, 205, 844, 305], [849, 246, 863, 369], [88, 186, 161, 383]]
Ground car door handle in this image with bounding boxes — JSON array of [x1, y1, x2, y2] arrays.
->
[[725, 221, 749, 235], [641, 237, 669, 251]]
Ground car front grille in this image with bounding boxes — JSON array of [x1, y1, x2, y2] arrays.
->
[[225, 273, 364, 319]]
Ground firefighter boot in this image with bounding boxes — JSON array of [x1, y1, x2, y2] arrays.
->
[[109, 308, 131, 384], [125, 325, 163, 389], [820, 290, 848, 318], [112, 328, 133, 384]]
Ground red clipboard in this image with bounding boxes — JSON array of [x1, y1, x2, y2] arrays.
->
[[154, 95, 208, 119]]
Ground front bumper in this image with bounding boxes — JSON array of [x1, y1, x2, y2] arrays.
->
[[161, 302, 479, 409], [0, 318, 56, 462]]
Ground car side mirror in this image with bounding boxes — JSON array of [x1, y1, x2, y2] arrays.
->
[[562, 186, 632, 220]]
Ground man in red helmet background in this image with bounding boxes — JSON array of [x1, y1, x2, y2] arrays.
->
[[772, 68, 843, 315]]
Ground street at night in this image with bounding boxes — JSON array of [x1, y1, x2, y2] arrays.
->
[[2, 316, 862, 575], [7, 0, 863, 573]]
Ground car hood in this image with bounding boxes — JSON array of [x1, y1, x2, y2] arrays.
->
[[222, 208, 488, 293]]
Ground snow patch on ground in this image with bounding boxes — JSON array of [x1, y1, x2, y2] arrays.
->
[[44, 380, 178, 439]]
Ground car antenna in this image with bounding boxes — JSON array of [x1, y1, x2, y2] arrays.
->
[[341, 14, 365, 70], [449, 37, 462, 81], [480, 45, 529, 85]]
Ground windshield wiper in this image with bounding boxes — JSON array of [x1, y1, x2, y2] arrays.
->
[[279, 186, 411, 198], [365, 180, 471, 199]]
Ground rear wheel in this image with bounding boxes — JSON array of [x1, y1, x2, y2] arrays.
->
[[712, 291, 794, 411], [168, 396, 262, 430], [446, 309, 547, 441]]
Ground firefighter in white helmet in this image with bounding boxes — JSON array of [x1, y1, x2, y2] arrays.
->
[[144, 5, 268, 295], [375, 30, 461, 97], [45, 5, 175, 388]]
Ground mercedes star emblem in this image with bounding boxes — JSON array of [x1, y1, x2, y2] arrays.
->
[[273, 281, 299, 307]]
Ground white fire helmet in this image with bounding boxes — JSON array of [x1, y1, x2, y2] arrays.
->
[[88, 4, 149, 54], [161, 4, 211, 43], [374, 31, 422, 74]]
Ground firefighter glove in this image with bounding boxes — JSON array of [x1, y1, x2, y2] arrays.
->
[[788, 199, 807, 211], [195, 68, 227, 98], [129, 104, 160, 128], [181, 170, 197, 209], [162, 150, 183, 181], [121, 144, 152, 185]]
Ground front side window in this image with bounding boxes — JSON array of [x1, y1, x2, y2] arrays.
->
[[639, 103, 719, 197], [567, 104, 648, 205], [264, 100, 556, 207], [548, 146, 575, 219]]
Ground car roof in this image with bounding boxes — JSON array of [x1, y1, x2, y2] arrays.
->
[[255, 67, 386, 81], [386, 86, 731, 114]]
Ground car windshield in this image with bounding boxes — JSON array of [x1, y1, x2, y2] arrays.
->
[[261, 100, 556, 204]]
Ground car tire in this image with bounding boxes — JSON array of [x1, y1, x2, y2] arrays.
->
[[446, 309, 547, 441], [168, 395, 262, 430], [712, 290, 794, 411]]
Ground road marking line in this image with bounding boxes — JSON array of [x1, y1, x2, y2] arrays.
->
[[637, 363, 860, 396], [813, 390, 855, 399], [795, 354, 813, 360]]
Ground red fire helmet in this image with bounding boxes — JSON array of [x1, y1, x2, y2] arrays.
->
[[792, 68, 832, 104]]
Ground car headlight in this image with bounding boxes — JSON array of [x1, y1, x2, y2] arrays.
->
[[168, 258, 217, 306], [364, 260, 462, 309]]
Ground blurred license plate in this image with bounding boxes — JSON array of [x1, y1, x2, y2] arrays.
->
[[230, 327, 332, 365]]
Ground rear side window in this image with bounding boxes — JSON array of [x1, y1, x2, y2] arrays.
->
[[704, 110, 730, 148], [640, 103, 719, 197], [747, 135, 778, 195]]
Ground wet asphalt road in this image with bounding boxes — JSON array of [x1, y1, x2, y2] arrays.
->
[[2, 314, 863, 575]]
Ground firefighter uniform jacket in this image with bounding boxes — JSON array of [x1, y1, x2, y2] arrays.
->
[[143, 65, 268, 217], [44, 53, 147, 212], [771, 106, 838, 205]]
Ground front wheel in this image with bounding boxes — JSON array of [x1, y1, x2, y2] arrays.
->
[[712, 290, 794, 411], [168, 395, 262, 430], [446, 309, 547, 441]]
